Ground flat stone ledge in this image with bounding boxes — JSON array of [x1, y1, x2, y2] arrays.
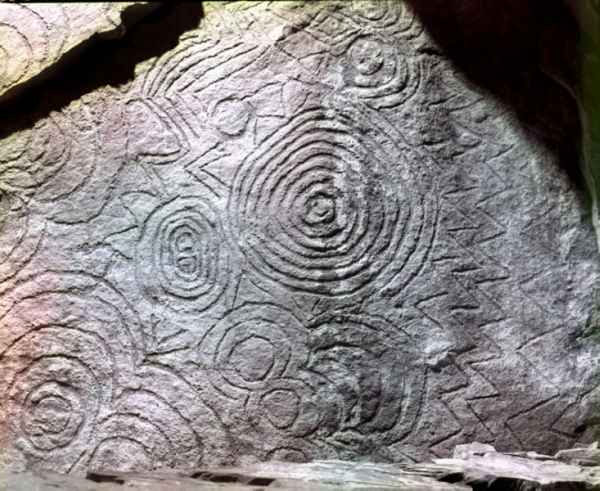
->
[[4, 444, 600, 490]]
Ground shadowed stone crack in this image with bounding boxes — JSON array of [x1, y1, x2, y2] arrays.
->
[[0, 2, 163, 104]]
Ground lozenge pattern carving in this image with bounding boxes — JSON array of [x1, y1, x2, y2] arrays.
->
[[0, 0, 598, 474]]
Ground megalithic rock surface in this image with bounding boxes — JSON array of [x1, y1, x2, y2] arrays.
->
[[0, 2, 159, 103], [0, 0, 599, 476], [5, 444, 600, 490]]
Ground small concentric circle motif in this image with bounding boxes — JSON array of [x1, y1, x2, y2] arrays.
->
[[246, 376, 323, 439], [136, 196, 229, 313], [229, 99, 435, 300], [341, 35, 420, 108], [347, 0, 418, 36], [198, 304, 308, 401]]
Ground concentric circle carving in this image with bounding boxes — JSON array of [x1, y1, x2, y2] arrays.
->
[[246, 377, 322, 438], [229, 100, 435, 299], [0, 5, 48, 90], [136, 197, 230, 313], [0, 272, 141, 472], [88, 365, 226, 472], [347, 0, 417, 36], [198, 304, 308, 400], [341, 35, 420, 108]]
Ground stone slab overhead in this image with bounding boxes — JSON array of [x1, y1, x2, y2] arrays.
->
[[0, 0, 599, 476], [0, 2, 158, 101]]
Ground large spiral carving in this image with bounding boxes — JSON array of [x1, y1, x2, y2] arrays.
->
[[229, 99, 435, 299], [0, 272, 141, 472], [136, 196, 230, 313]]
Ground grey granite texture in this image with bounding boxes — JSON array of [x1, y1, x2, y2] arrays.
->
[[0, 0, 599, 476]]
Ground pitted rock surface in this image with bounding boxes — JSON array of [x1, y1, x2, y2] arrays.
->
[[0, 0, 598, 475]]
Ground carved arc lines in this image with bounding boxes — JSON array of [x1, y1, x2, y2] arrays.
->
[[228, 99, 437, 302], [0, 3, 149, 99], [0, 0, 593, 472]]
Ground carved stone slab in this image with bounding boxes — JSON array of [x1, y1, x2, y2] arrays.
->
[[3, 461, 471, 490], [4, 448, 600, 490], [0, 0, 598, 476], [0, 2, 157, 101]]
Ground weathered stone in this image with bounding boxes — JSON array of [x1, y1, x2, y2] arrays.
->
[[429, 450, 600, 489], [189, 460, 470, 490], [0, 0, 598, 475], [453, 443, 498, 460], [0, 2, 158, 102], [1, 462, 469, 490], [555, 442, 600, 467], [5, 448, 600, 490]]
